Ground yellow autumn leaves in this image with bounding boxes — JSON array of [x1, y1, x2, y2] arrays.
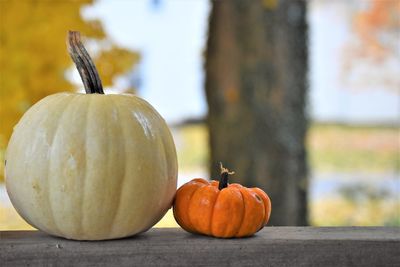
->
[[0, 0, 139, 181]]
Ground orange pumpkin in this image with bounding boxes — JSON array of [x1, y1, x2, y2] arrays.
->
[[173, 163, 271, 238]]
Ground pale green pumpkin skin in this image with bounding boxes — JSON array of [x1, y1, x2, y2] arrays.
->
[[5, 93, 177, 240]]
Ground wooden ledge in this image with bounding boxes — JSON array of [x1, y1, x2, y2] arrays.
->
[[1, 227, 399, 266]]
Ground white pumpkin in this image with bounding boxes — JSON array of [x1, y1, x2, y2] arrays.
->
[[4, 31, 178, 240], [5, 93, 177, 240]]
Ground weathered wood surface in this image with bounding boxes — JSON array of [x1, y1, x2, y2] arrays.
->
[[1, 227, 399, 267]]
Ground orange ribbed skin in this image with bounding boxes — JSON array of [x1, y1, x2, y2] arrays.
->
[[173, 178, 271, 238]]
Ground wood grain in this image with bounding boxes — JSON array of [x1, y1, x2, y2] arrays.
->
[[1, 227, 399, 266]]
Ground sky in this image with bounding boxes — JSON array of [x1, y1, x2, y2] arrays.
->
[[83, 0, 210, 124], [82, 0, 399, 125]]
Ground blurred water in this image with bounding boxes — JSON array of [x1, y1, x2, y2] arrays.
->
[[310, 172, 400, 201]]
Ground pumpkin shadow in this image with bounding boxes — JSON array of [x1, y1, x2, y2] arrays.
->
[[43, 230, 149, 243], [182, 231, 258, 240]]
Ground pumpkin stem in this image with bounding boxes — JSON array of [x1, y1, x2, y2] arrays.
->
[[218, 162, 235, 190], [67, 31, 104, 94]]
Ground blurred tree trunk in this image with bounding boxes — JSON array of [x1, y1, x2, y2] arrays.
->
[[205, 0, 309, 225]]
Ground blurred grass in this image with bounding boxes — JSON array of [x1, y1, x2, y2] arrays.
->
[[308, 124, 399, 172], [154, 209, 179, 228], [0, 204, 35, 230], [174, 124, 209, 172]]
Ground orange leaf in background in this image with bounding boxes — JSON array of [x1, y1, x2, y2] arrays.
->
[[340, 0, 400, 92], [353, 0, 400, 60]]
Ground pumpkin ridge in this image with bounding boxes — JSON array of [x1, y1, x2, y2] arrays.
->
[[187, 182, 208, 233], [135, 98, 169, 232], [12, 94, 66, 234], [256, 192, 266, 232], [208, 186, 221, 236], [252, 188, 271, 227], [152, 99, 178, 194], [173, 180, 205, 233], [103, 98, 119, 235], [232, 187, 246, 237], [158, 127, 171, 219], [108, 97, 127, 236], [80, 95, 93, 236], [101, 97, 111, 231], [47, 95, 79, 237], [251, 190, 266, 232], [155, 107, 169, 205]]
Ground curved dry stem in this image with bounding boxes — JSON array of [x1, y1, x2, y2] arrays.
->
[[67, 31, 104, 94]]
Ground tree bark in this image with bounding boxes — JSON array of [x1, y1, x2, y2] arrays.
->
[[205, 0, 309, 226]]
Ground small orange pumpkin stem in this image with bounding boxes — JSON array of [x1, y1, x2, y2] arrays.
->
[[218, 162, 235, 190]]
